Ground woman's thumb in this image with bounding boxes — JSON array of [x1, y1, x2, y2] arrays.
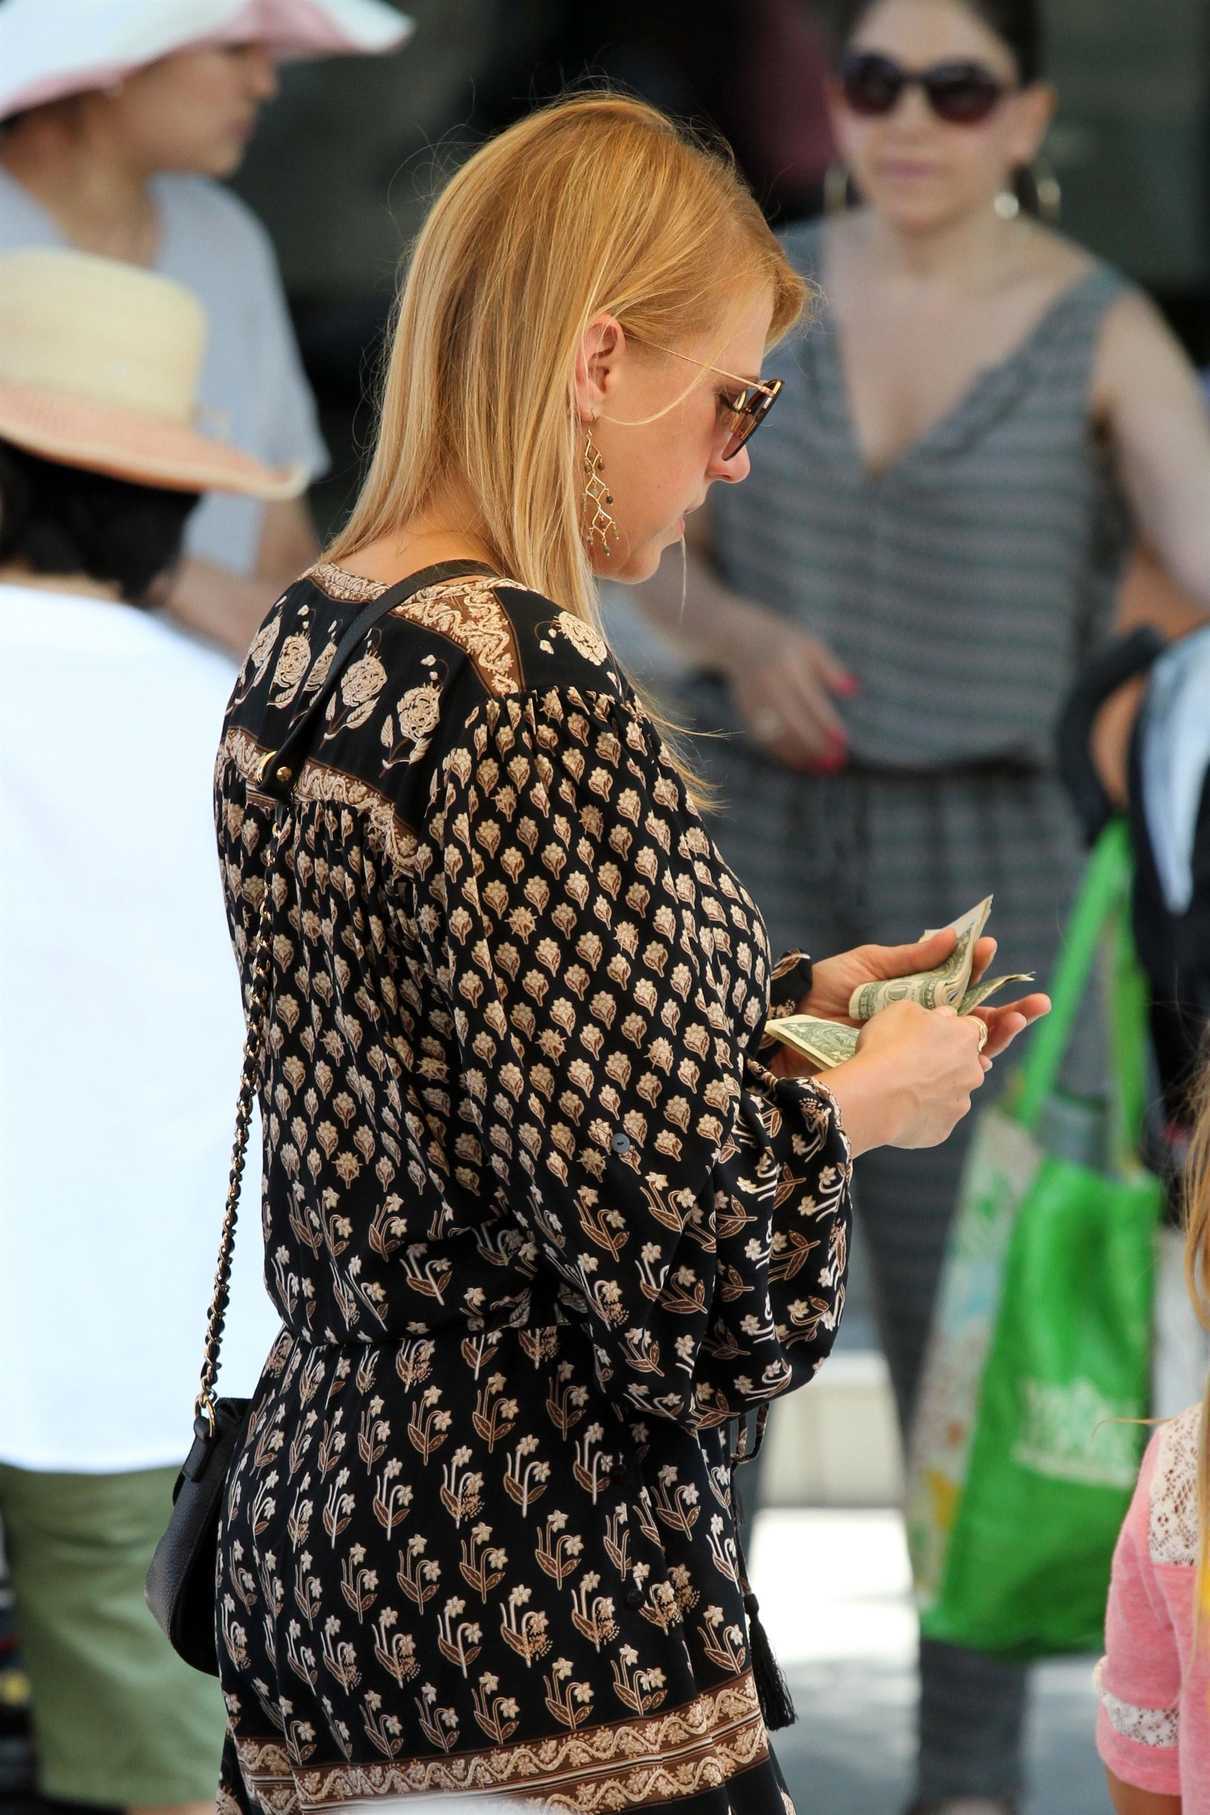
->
[[891, 927, 955, 967]]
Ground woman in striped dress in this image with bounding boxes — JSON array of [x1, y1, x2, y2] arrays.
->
[[636, 1, 1210, 1810]]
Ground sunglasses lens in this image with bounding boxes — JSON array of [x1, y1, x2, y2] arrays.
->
[[840, 53, 903, 117], [722, 382, 780, 461], [925, 64, 1004, 123]]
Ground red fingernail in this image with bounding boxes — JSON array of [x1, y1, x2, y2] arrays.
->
[[838, 676, 860, 696]]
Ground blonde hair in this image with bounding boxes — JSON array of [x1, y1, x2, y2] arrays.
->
[[1185, 1056, 1210, 1634], [325, 91, 808, 797]]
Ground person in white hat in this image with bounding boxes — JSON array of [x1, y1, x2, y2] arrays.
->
[[0, 0, 412, 657], [0, 246, 305, 1815]]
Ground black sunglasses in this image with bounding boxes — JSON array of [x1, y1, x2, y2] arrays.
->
[[839, 51, 1010, 125]]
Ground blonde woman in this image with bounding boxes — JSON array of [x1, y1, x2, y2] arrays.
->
[[1096, 1064, 1210, 1815], [212, 94, 1045, 1813]]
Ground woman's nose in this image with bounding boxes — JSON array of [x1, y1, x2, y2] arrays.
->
[[889, 80, 933, 130], [710, 443, 751, 485]]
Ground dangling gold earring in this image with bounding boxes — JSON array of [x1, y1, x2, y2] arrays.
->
[[582, 425, 616, 559]]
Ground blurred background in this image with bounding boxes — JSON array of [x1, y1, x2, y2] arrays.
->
[[232, 0, 1210, 542], [4, 2, 1209, 1810]]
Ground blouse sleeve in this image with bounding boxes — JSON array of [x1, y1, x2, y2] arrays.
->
[[1095, 1432, 1182, 1797], [421, 682, 852, 1432]]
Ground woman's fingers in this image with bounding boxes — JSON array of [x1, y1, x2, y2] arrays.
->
[[974, 993, 1051, 1058], [969, 935, 998, 986], [737, 639, 852, 769]]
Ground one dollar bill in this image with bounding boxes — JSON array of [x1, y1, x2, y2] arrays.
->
[[957, 972, 1035, 1016], [763, 1014, 859, 1070], [848, 896, 993, 1021]]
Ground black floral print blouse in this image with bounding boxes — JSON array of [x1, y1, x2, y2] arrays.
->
[[213, 561, 852, 1815]]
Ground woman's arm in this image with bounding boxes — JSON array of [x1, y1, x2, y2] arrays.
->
[[424, 681, 860, 1433], [1095, 292, 1210, 614], [164, 497, 319, 659], [1090, 544, 1210, 806], [1105, 1769, 1180, 1815], [632, 509, 856, 770]]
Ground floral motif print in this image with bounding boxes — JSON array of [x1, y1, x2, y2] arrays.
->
[[323, 626, 388, 738], [380, 654, 447, 771], [229, 605, 283, 708], [538, 611, 612, 666], [212, 565, 851, 1815]]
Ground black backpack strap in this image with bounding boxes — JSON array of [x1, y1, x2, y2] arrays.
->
[[256, 559, 497, 802]]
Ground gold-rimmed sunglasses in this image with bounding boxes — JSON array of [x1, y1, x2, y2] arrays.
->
[[629, 337, 783, 460]]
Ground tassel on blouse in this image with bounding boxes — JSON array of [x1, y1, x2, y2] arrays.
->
[[743, 1587, 797, 1731], [731, 1414, 796, 1732]]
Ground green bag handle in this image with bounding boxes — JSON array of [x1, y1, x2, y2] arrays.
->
[[1013, 820, 1149, 1166]]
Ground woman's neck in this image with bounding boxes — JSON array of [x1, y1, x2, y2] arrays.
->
[[334, 493, 501, 587], [1, 106, 159, 265], [859, 203, 1026, 292]]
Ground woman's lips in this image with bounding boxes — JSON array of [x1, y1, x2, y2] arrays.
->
[[878, 159, 940, 183]]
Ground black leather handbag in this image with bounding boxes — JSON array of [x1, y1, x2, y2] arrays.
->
[[145, 560, 493, 1674]]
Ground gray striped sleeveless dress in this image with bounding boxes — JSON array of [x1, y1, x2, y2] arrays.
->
[[699, 219, 1131, 1804]]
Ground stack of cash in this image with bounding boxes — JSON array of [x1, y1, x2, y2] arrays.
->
[[765, 896, 1033, 1070]]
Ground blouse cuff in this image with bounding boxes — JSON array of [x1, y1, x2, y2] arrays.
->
[[745, 1055, 853, 1171], [760, 950, 814, 1052]]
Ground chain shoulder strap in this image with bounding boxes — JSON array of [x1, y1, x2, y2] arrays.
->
[[195, 807, 290, 1433], [192, 559, 500, 1434]]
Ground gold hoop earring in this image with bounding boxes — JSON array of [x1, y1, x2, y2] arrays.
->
[[582, 427, 616, 559], [824, 161, 859, 216]]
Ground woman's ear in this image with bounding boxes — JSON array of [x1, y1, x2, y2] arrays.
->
[[1010, 82, 1057, 167], [574, 312, 625, 426]]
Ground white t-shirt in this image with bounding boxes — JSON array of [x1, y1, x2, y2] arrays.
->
[[0, 166, 328, 575], [0, 582, 282, 1471]]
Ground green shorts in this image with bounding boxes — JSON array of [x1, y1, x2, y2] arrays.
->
[[0, 1461, 226, 1807]]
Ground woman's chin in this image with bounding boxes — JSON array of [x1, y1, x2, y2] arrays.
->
[[596, 542, 664, 586]]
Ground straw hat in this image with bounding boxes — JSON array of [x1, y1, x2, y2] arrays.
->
[[0, 0, 413, 122], [0, 249, 306, 498]]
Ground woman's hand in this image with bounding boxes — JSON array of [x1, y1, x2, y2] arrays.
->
[[825, 1003, 989, 1157], [723, 615, 857, 772], [796, 929, 1050, 1060]]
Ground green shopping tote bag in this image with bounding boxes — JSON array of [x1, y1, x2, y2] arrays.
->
[[905, 820, 1164, 1658]]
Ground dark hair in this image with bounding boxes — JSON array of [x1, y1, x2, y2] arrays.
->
[[0, 442, 199, 604], [838, 0, 1043, 84]]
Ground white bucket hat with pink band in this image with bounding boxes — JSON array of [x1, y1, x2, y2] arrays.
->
[[0, 0, 413, 122], [0, 247, 308, 498]]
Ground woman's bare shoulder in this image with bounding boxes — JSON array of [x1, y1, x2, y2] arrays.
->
[[1017, 221, 1100, 293]]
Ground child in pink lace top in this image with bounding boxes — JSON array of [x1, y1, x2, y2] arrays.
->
[[1097, 1407, 1208, 1811], [1097, 1070, 1210, 1814]]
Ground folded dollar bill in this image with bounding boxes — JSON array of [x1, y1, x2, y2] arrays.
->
[[848, 896, 993, 1020], [763, 1013, 859, 1070]]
